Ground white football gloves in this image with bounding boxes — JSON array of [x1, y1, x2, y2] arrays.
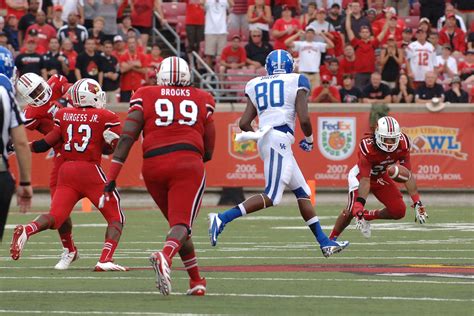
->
[[413, 201, 428, 224], [103, 129, 120, 145]]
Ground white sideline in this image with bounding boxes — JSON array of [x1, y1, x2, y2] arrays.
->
[[0, 311, 206, 316], [0, 275, 472, 284], [2, 256, 472, 260], [0, 290, 472, 302]]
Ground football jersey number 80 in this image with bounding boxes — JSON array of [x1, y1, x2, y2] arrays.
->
[[255, 80, 284, 112], [155, 98, 198, 126]]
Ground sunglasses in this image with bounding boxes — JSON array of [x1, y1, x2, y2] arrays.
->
[[252, 34, 262, 37]]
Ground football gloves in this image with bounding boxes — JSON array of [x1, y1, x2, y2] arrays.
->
[[103, 129, 120, 146], [99, 180, 116, 209], [413, 201, 428, 224], [352, 201, 365, 219], [299, 139, 313, 152]]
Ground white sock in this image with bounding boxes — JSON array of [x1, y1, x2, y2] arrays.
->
[[238, 203, 247, 216], [305, 216, 319, 226]]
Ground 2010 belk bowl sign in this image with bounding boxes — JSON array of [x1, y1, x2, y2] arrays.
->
[[317, 117, 356, 161]]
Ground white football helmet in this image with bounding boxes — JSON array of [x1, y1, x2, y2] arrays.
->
[[70, 78, 106, 108], [157, 56, 191, 86], [375, 116, 401, 152], [17, 72, 52, 106]]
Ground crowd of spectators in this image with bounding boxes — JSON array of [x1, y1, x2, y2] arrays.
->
[[1, 0, 474, 104]]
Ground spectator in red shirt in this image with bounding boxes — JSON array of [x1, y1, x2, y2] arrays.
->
[[61, 38, 78, 83], [346, 5, 390, 90], [219, 35, 247, 74], [273, 0, 300, 20], [21, 29, 47, 54], [24, 10, 57, 54], [146, 43, 164, 85], [340, 44, 356, 76], [6, 0, 28, 20], [119, 36, 148, 102], [130, 0, 167, 47], [271, 5, 301, 50], [310, 74, 341, 103], [112, 35, 126, 59], [458, 50, 474, 84], [372, 7, 406, 39], [247, 0, 272, 42], [320, 57, 343, 87], [185, 0, 205, 62], [377, 15, 403, 46], [439, 13, 466, 54]]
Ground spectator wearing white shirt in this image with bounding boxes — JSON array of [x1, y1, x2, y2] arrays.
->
[[315, 0, 341, 9], [285, 26, 334, 92], [436, 44, 458, 84], [204, 0, 234, 67], [53, 0, 84, 24], [307, 8, 335, 43]]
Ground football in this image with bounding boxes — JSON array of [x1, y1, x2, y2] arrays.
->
[[387, 164, 411, 183]]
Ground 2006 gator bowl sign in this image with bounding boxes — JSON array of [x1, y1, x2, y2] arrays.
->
[[403, 126, 468, 160], [318, 117, 356, 161]]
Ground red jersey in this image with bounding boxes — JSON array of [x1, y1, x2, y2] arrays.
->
[[357, 134, 411, 179], [185, 0, 205, 25], [25, 23, 57, 53], [351, 38, 380, 73], [23, 75, 72, 134], [221, 45, 247, 64], [129, 85, 215, 155], [119, 51, 148, 91], [131, 0, 155, 28], [272, 18, 301, 50], [340, 57, 356, 75], [51, 107, 121, 164]]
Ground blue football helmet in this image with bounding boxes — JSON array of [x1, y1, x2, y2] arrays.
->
[[0, 46, 15, 80], [265, 49, 294, 75]]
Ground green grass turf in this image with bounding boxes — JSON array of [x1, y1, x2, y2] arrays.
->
[[0, 203, 473, 315]]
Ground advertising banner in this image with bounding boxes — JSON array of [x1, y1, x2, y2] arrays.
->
[[9, 112, 474, 189]]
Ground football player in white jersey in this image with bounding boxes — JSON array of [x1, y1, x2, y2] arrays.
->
[[406, 28, 437, 86], [208, 50, 349, 258]]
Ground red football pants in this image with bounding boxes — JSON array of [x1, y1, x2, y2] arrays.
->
[[49, 161, 125, 229], [49, 154, 65, 198], [142, 151, 205, 230], [348, 173, 406, 219]]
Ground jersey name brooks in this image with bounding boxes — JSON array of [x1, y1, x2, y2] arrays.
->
[[245, 73, 310, 132]]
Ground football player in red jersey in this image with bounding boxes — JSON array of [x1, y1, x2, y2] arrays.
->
[[329, 116, 428, 240], [16, 73, 80, 270], [10, 79, 128, 272], [102, 56, 216, 295]]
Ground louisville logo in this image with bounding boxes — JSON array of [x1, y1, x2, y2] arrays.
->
[[403, 126, 468, 160], [318, 117, 356, 161], [86, 82, 99, 93], [228, 119, 259, 161]]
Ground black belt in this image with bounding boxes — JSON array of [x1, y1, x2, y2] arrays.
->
[[273, 124, 294, 135], [143, 143, 201, 159]]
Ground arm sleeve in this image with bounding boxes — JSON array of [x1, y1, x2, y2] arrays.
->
[[204, 92, 215, 122], [105, 111, 122, 134], [129, 89, 144, 113]]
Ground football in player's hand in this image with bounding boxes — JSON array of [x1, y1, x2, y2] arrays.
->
[[387, 164, 411, 183]]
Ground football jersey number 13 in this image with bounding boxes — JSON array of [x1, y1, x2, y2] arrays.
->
[[64, 124, 91, 153]]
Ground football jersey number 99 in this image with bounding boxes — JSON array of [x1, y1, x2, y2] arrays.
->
[[154, 98, 198, 127]]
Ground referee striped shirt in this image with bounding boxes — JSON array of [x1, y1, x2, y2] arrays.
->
[[0, 74, 24, 170]]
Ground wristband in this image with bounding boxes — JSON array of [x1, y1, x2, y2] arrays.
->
[[410, 194, 420, 203], [356, 197, 366, 206], [305, 134, 314, 143], [108, 159, 124, 182], [20, 181, 31, 186]]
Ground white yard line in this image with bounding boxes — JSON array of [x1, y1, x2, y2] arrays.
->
[[0, 310, 209, 316], [0, 275, 471, 284], [1, 256, 472, 260], [0, 290, 472, 302]]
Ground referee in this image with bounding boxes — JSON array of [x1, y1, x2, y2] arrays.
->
[[0, 46, 33, 242]]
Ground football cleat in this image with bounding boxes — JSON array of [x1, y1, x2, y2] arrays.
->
[[54, 247, 79, 270], [208, 213, 225, 247], [10, 225, 28, 260], [149, 251, 172, 295], [93, 261, 129, 272], [413, 201, 428, 224], [186, 278, 206, 296], [320, 240, 350, 258], [355, 217, 371, 238]]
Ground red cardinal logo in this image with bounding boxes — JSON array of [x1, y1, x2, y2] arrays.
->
[[86, 82, 99, 93]]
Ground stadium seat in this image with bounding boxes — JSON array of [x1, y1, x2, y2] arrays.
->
[[404, 16, 420, 30], [161, 2, 187, 25], [462, 82, 473, 94], [175, 15, 186, 38]]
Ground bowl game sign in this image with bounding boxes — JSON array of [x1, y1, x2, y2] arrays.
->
[[317, 117, 356, 161]]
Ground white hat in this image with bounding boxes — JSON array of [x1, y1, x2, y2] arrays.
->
[[113, 35, 123, 43]]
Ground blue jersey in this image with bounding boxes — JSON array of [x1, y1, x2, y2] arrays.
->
[[245, 73, 310, 132]]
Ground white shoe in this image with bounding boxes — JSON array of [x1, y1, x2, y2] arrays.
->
[[54, 248, 79, 270], [355, 218, 371, 238], [10, 225, 28, 260], [93, 261, 129, 272], [150, 251, 172, 295]]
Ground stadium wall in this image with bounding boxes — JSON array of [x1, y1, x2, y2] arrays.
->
[[10, 103, 474, 191]]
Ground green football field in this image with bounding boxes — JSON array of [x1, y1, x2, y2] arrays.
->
[[0, 203, 473, 315]]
